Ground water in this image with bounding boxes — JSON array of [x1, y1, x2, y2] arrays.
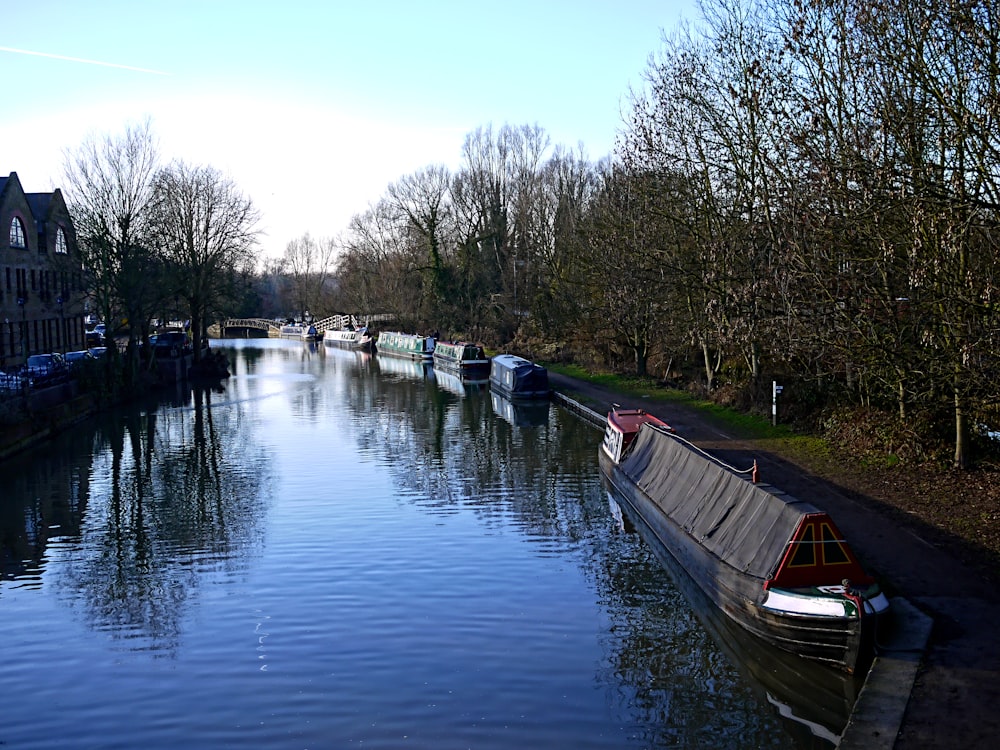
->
[[1, 339, 853, 748]]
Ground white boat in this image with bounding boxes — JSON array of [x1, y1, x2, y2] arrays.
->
[[279, 322, 321, 341], [323, 325, 374, 351]]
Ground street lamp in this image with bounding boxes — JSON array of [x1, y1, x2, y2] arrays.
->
[[56, 295, 64, 351], [16, 295, 26, 358]]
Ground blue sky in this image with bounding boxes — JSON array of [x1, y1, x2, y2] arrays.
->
[[2, 0, 695, 256]]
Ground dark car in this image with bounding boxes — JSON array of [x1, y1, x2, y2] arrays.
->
[[153, 330, 192, 358], [64, 350, 96, 368], [22, 353, 69, 386]]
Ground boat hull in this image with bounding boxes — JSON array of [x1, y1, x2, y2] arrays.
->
[[599, 448, 883, 673]]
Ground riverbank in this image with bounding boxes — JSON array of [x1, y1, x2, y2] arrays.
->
[[548, 370, 1000, 749], [0, 385, 96, 462]]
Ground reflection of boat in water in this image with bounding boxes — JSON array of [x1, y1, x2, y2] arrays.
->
[[491, 391, 549, 426], [376, 331, 435, 361], [432, 341, 489, 376], [435, 368, 489, 397], [322, 343, 372, 369], [489, 353, 549, 400], [599, 407, 890, 674], [376, 352, 435, 380], [604, 479, 861, 748], [323, 325, 374, 352], [279, 322, 321, 341]]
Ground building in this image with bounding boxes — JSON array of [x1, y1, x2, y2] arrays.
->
[[0, 171, 86, 370]]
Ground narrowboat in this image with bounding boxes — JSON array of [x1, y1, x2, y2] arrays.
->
[[605, 478, 860, 744], [279, 322, 321, 341], [432, 341, 489, 376], [324, 325, 374, 352], [376, 331, 435, 361], [488, 354, 549, 400], [599, 407, 890, 674]]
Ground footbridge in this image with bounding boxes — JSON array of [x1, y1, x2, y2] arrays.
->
[[215, 314, 393, 338]]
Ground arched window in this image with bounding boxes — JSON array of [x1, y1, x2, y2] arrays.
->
[[55, 227, 68, 254], [9, 217, 26, 248]]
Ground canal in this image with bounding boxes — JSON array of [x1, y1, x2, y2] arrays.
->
[[0, 339, 860, 748]]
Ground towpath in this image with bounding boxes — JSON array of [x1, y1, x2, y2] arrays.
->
[[549, 371, 1000, 749]]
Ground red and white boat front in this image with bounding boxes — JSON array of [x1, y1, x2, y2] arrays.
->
[[601, 407, 673, 464]]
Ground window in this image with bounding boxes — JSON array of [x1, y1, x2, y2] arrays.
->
[[9, 217, 26, 248], [55, 227, 68, 254]]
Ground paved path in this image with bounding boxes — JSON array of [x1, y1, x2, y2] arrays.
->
[[549, 372, 1000, 748]]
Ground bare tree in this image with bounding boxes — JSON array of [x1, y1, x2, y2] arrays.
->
[[386, 165, 453, 327], [283, 233, 338, 320], [150, 161, 261, 362], [62, 118, 161, 377]]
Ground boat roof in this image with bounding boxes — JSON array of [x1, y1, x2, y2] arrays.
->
[[608, 408, 671, 434], [619, 425, 871, 585]]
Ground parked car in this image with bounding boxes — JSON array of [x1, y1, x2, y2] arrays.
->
[[64, 350, 96, 368], [88, 346, 109, 359], [22, 353, 68, 386], [85, 322, 107, 347]]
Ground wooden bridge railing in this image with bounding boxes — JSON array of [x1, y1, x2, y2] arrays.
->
[[216, 314, 395, 337]]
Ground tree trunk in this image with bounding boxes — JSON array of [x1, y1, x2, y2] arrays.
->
[[701, 340, 715, 390], [954, 383, 969, 470]]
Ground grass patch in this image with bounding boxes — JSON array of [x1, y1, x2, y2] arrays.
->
[[545, 362, 836, 463]]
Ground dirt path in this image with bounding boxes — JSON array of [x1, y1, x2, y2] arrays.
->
[[549, 371, 1000, 749]]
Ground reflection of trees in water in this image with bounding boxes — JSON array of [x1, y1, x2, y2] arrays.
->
[[57, 383, 270, 651], [352, 374, 798, 746], [1, 428, 93, 582], [594, 522, 785, 748]]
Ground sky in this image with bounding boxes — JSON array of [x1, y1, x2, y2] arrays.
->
[[1, 0, 696, 258]]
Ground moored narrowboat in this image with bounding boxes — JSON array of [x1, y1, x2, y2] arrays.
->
[[279, 322, 321, 341], [432, 341, 489, 375], [376, 331, 435, 361], [324, 325, 374, 352], [599, 407, 890, 674], [488, 354, 549, 400]]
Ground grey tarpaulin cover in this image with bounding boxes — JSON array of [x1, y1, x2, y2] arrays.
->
[[618, 425, 819, 579]]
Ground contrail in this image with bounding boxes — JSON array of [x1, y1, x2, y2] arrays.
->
[[0, 46, 168, 75]]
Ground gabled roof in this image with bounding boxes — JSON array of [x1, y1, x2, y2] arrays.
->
[[26, 193, 53, 231]]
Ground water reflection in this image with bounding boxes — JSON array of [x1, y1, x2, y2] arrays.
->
[[1, 381, 269, 652], [433, 368, 488, 398], [0, 339, 843, 748], [491, 390, 551, 427]]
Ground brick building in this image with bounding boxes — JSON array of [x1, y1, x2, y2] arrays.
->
[[0, 171, 86, 370]]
